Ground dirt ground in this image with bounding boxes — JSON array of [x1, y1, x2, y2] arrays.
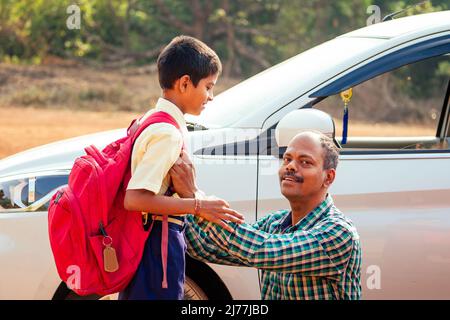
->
[[0, 106, 139, 159], [0, 62, 240, 159]]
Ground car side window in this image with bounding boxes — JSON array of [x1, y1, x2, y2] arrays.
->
[[0, 178, 29, 210], [314, 53, 450, 150], [0, 175, 68, 212]]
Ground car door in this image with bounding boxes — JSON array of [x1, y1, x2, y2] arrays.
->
[[190, 128, 262, 299], [256, 33, 450, 299], [0, 171, 68, 299]]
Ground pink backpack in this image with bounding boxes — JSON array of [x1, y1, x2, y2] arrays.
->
[[48, 111, 181, 296]]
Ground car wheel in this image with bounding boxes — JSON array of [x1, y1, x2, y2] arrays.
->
[[184, 276, 208, 300], [99, 276, 209, 300], [65, 276, 208, 300]]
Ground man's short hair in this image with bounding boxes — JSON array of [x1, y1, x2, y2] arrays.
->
[[319, 134, 339, 170], [157, 35, 222, 90]]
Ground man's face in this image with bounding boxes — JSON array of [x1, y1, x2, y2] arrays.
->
[[183, 73, 218, 116], [278, 133, 330, 201]]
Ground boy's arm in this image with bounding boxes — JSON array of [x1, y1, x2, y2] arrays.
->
[[124, 189, 196, 215], [126, 123, 182, 198], [124, 190, 242, 231], [125, 125, 243, 229]]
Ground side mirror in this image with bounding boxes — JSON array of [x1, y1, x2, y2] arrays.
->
[[275, 108, 337, 148]]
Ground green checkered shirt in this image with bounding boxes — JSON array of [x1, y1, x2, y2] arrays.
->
[[184, 194, 362, 300]]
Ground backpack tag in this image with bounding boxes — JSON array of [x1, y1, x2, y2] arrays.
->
[[103, 237, 119, 273]]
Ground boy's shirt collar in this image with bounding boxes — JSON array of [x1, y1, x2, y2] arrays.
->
[[154, 97, 187, 132]]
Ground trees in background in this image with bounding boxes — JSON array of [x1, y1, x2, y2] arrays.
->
[[1, 0, 448, 77]]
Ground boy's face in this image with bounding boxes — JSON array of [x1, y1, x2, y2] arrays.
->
[[181, 73, 218, 116]]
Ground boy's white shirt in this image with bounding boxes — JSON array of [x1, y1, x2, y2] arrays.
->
[[127, 97, 188, 197]]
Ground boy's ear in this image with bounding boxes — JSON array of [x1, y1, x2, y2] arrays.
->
[[178, 75, 190, 93]]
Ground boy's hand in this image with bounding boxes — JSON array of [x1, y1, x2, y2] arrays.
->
[[196, 198, 244, 232], [169, 151, 245, 232]]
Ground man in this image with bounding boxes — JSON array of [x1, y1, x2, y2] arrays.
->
[[169, 131, 362, 300]]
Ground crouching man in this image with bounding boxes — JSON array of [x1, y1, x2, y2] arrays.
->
[[170, 131, 362, 300]]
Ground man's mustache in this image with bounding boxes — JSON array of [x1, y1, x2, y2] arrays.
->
[[281, 171, 304, 183]]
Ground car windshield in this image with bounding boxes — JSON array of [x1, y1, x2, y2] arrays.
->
[[185, 36, 385, 129]]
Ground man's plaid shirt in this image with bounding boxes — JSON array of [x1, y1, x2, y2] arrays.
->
[[184, 194, 362, 300]]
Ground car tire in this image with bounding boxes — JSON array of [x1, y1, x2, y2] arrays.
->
[[62, 275, 209, 300], [184, 276, 208, 300]]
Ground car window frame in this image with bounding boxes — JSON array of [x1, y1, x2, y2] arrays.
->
[[309, 34, 450, 98], [274, 36, 450, 156], [307, 33, 450, 145], [0, 171, 69, 213], [194, 34, 450, 157]]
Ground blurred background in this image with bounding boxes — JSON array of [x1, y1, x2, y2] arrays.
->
[[0, 0, 449, 158]]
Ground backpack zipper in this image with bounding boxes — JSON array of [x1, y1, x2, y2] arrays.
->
[[54, 191, 63, 204]]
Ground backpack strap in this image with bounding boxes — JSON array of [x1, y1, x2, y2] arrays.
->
[[129, 110, 185, 290], [129, 111, 180, 142], [161, 214, 169, 288]]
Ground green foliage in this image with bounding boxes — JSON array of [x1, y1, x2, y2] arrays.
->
[[391, 55, 449, 99], [0, 0, 448, 78]]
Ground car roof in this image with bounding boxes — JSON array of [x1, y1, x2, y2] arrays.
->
[[341, 10, 450, 39], [191, 11, 450, 129]]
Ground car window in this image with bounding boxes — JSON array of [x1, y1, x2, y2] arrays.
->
[[186, 37, 385, 129], [314, 53, 450, 150], [0, 175, 68, 212]]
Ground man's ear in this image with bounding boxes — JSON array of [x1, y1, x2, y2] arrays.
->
[[323, 169, 336, 188], [178, 75, 190, 93]]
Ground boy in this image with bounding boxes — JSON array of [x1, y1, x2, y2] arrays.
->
[[119, 36, 243, 300]]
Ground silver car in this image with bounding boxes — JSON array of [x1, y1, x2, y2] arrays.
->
[[1, 11, 449, 299]]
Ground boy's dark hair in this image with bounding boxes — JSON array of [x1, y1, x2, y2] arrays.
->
[[157, 35, 222, 90]]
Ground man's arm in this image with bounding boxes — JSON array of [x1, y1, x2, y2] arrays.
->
[[199, 218, 355, 278], [184, 215, 251, 267]]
